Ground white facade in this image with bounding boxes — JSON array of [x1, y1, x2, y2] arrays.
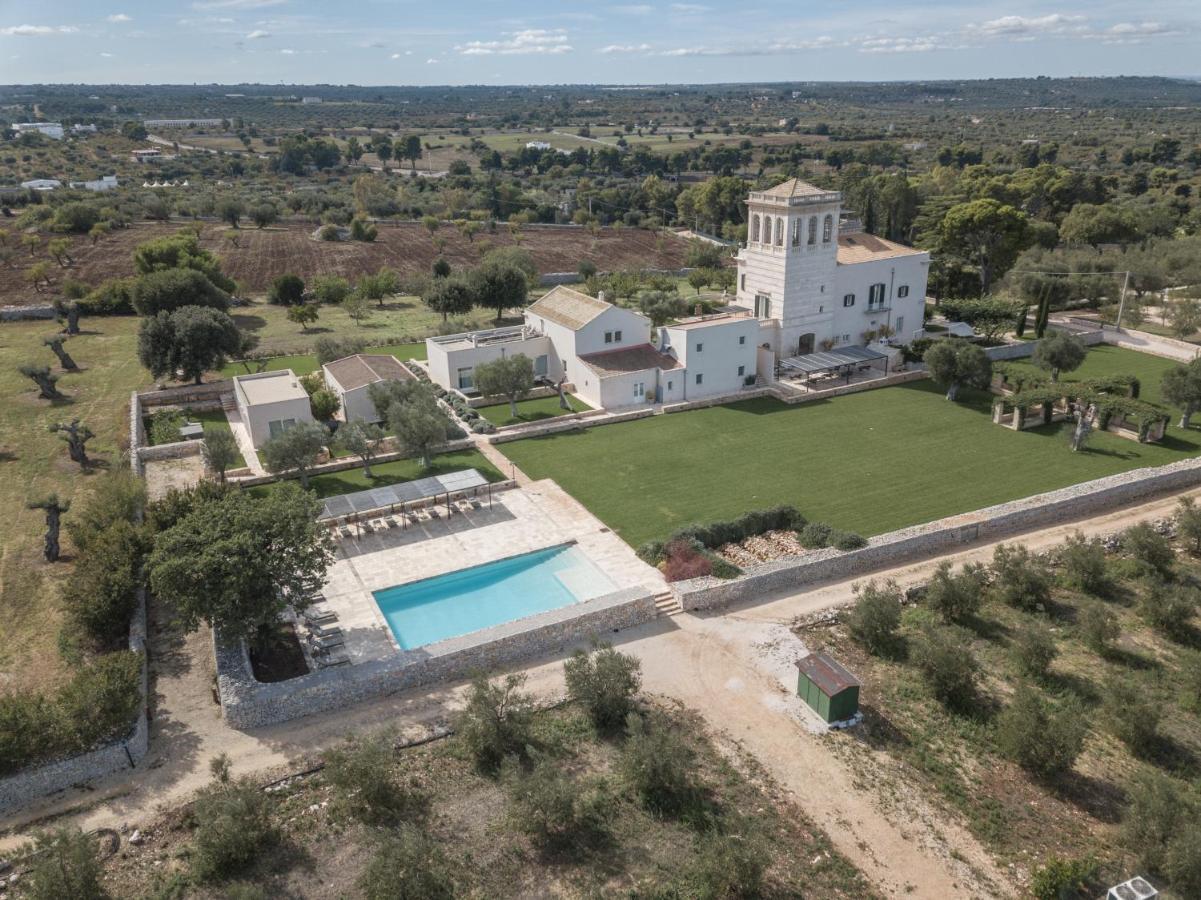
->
[[68, 175, 118, 192], [662, 314, 761, 399], [20, 179, 61, 192], [732, 178, 929, 358], [14, 123, 63, 140], [426, 327, 556, 393], [233, 369, 315, 448], [322, 354, 417, 424]]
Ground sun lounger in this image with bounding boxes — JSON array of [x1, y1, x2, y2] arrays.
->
[[316, 652, 350, 669], [386, 516, 399, 529], [302, 608, 337, 626], [469, 498, 483, 509], [307, 632, 345, 652], [427, 507, 441, 519], [305, 620, 340, 639], [339, 526, 353, 538]]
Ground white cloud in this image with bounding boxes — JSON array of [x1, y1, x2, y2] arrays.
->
[[611, 4, 653, 14], [0, 24, 78, 36], [106, 13, 131, 23], [390, 52, 401, 59], [192, 0, 286, 9], [280, 48, 295, 54], [670, 3, 710, 12], [660, 36, 836, 56], [1093, 21, 1181, 44], [99, 51, 114, 57], [426, 57, 439, 64], [246, 29, 270, 39], [859, 36, 941, 54], [599, 43, 653, 54], [456, 28, 572, 56], [966, 14, 1086, 39]]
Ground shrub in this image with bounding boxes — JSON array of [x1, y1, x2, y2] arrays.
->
[[798, 521, 832, 549], [189, 776, 278, 882], [23, 827, 108, 900], [66, 468, 146, 553], [1164, 820, 1201, 897], [686, 828, 771, 899], [267, 273, 306, 306], [314, 335, 367, 366], [990, 543, 1052, 612], [995, 686, 1085, 780], [1011, 623, 1057, 679], [1121, 771, 1194, 874], [1078, 602, 1120, 654], [1029, 856, 1098, 900], [564, 642, 642, 733], [1103, 675, 1161, 753], [1139, 579, 1198, 641], [0, 692, 61, 777], [1056, 532, 1111, 596], [1122, 522, 1175, 579], [131, 268, 230, 316], [662, 539, 713, 582], [55, 651, 143, 750], [912, 626, 979, 711], [147, 409, 185, 445], [1176, 497, 1201, 556], [504, 753, 610, 852], [829, 530, 867, 551], [78, 277, 135, 315], [319, 224, 340, 241], [324, 731, 417, 827], [1182, 652, 1201, 714], [620, 711, 701, 818], [846, 579, 903, 656], [61, 520, 147, 650], [358, 826, 454, 900], [924, 561, 987, 624], [708, 555, 742, 579], [455, 673, 535, 773]]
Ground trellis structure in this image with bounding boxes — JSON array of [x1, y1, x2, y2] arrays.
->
[[992, 386, 1169, 443]]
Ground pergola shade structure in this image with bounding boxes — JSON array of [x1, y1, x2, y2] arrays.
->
[[318, 468, 491, 521], [777, 345, 889, 386]]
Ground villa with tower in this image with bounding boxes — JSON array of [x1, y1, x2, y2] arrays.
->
[[424, 178, 930, 410]]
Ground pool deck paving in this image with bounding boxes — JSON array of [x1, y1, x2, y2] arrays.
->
[[318, 480, 665, 664]]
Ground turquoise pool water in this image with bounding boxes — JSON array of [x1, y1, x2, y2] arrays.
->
[[373, 544, 616, 649]]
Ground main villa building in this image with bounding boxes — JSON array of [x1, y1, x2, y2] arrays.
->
[[426, 179, 929, 409]]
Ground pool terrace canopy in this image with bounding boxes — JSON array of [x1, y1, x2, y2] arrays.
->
[[777, 345, 889, 384], [317, 468, 491, 521]]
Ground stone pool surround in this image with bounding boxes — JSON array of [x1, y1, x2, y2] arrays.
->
[[215, 584, 656, 729]]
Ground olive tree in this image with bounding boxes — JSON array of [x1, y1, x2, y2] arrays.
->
[[923, 340, 992, 401], [201, 428, 240, 482], [473, 354, 535, 418], [339, 418, 386, 478], [1162, 357, 1201, 428], [259, 421, 329, 489], [1031, 330, 1087, 382]]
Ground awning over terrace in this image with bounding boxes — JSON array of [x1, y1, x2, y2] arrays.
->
[[317, 468, 490, 521], [777, 345, 889, 378]]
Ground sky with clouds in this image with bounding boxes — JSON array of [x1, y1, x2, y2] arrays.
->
[[1, 1, 1198, 85]]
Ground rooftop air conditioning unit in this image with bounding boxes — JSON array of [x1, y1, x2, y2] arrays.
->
[[1107, 876, 1157, 900]]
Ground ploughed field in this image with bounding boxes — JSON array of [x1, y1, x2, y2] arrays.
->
[[0, 221, 691, 304], [500, 347, 1199, 548]]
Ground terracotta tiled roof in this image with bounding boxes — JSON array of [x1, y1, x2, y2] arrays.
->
[[836, 231, 928, 264], [324, 354, 412, 391], [577, 343, 682, 377], [757, 177, 835, 199], [526, 285, 612, 331]]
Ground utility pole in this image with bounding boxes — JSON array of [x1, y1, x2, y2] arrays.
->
[[1114, 270, 1132, 331]]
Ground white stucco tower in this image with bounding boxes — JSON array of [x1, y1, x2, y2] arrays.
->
[[732, 178, 842, 357]]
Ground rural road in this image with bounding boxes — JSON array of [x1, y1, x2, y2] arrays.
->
[[3, 485, 1199, 897]]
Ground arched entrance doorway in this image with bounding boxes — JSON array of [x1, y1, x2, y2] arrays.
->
[[797, 333, 816, 355]]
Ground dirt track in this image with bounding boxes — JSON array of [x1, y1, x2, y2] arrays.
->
[[0, 221, 691, 304], [4, 485, 1200, 896]]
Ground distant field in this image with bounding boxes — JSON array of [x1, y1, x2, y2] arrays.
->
[[0, 221, 691, 306]]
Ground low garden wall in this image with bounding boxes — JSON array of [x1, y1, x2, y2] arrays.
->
[[487, 407, 654, 444], [215, 586, 657, 729], [229, 438, 478, 488], [983, 330, 1104, 362], [770, 370, 927, 405], [673, 454, 1201, 612], [0, 304, 56, 321], [0, 594, 150, 816], [138, 380, 232, 409], [139, 440, 202, 463]]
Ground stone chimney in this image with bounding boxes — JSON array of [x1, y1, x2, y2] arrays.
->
[[694, 303, 703, 317], [598, 290, 606, 303]]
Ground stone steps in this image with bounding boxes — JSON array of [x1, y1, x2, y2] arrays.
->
[[653, 591, 682, 617]]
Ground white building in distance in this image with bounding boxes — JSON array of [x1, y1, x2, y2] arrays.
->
[[13, 122, 63, 140], [20, 179, 61, 191], [143, 118, 223, 129], [68, 175, 118, 192], [322, 354, 412, 423], [732, 178, 929, 355]]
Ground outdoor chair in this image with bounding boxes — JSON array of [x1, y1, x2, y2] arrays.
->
[[339, 526, 352, 539], [428, 507, 441, 519], [469, 498, 483, 509], [385, 516, 400, 529]]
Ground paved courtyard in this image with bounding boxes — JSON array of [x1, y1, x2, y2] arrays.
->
[[315, 480, 666, 663]]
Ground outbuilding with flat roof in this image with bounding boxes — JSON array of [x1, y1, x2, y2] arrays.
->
[[232, 369, 314, 448]]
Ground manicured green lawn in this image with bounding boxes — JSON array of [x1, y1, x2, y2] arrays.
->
[[1002, 344, 1183, 408], [218, 342, 426, 379], [499, 351, 1201, 547], [478, 394, 589, 426], [249, 449, 505, 500]]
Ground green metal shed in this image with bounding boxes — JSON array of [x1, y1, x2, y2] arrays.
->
[[796, 652, 860, 724]]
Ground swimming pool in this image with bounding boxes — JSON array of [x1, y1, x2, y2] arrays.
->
[[373, 544, 617, 649]]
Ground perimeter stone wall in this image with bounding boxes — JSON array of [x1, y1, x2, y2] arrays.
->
[[216, 586, 657, 729]]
